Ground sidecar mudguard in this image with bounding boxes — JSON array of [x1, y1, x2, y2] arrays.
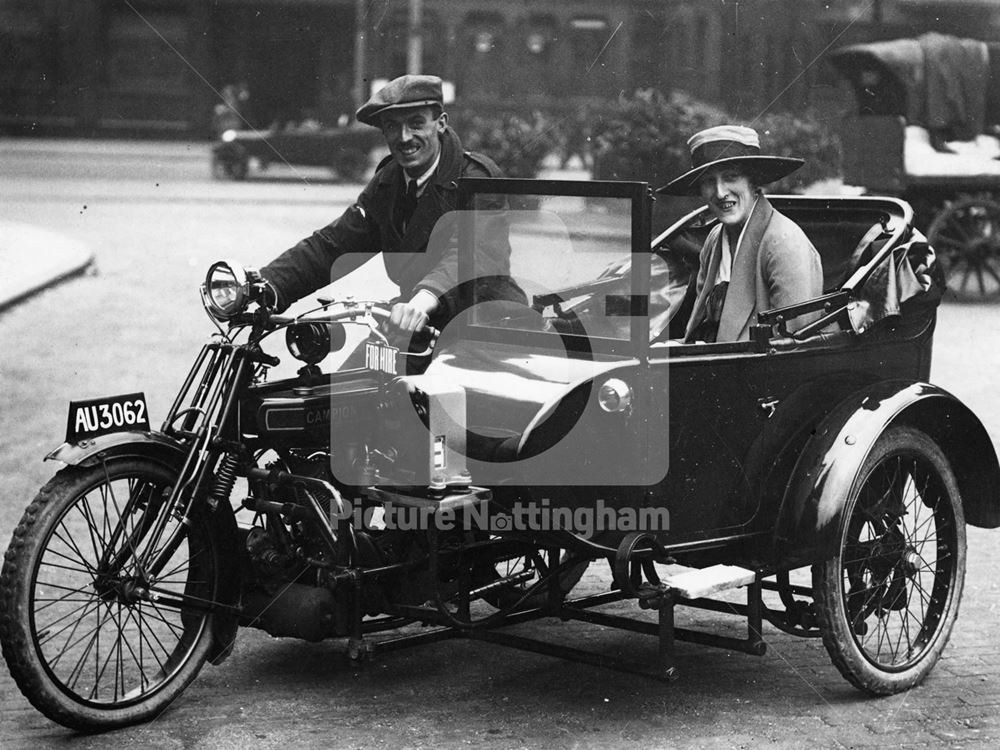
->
[[46, 430, 242, 665], [774, 380, 1000, 569]]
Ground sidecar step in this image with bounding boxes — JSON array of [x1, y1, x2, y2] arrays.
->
[[662, 564, 756, 599]]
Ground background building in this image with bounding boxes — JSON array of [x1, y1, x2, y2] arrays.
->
[[2, 0, 998, 138]]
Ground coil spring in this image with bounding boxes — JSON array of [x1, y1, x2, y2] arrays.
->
[[207, 453, 239, 509]]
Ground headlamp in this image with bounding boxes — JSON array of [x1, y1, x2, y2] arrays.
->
[[203, 260, 251, 320], [286, 322, 347, 365], [597, 378, 632, 413]]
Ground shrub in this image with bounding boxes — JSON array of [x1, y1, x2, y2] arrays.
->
[[451, 109, 558, 178], [586, 90, 842, 194], [589, 90, 729, 189], [752, 111, 842, 193]]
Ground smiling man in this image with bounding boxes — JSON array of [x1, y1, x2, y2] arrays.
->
[[657, 125, 823, 343], [260, 74, 523, 335]]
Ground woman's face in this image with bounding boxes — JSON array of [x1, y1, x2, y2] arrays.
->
[[697, 166, 757, 228]]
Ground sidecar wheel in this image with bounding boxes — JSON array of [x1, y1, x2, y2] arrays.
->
[[0, 459, 224, 731], [812, 426, 966, 695]]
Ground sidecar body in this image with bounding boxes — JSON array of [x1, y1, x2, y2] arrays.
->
[[373, 178, 998, 555], [354, 177, 1000, 690]]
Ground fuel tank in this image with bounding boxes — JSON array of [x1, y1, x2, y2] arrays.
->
[[240, 370, 382, 449]]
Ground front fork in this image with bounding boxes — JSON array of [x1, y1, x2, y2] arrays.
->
[[126, 341, 260, 582]]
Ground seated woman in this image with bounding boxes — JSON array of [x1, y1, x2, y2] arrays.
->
[[657, 125, 823, 343]]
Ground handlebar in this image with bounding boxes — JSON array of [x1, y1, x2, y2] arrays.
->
[[231, 298, 439, 358]]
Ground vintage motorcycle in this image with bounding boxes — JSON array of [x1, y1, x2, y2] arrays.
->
[[2, 177, 998, 732]]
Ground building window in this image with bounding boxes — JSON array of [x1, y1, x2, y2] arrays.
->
[[568, 16, 614, 97], [459, 12, 507, 101], [104, 8, 188, 93], [518, 14, 556, 99]]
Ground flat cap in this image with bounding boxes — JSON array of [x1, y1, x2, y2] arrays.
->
[[356, 75, 444, 126]]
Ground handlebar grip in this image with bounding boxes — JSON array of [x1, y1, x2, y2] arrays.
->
[[405, 326, 440, 357]]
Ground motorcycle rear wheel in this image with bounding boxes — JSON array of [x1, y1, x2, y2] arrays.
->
[[482, 548, 588, 611], [0, 459, 223, 731]]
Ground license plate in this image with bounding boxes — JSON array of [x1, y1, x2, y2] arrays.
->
[[365, 341, 398, 375], [66, 392, 151, 443]]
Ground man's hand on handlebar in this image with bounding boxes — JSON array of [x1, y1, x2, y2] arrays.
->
[[389, 290, 438, 334]]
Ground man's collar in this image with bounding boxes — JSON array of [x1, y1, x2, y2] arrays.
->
[[405, 151, 441, 192]]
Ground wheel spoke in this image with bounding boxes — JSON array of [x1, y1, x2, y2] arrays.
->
[[899, 589, 914, 654], [34, 578, 101, 597], [39, 539, 99, 574], [0, 459, 224, 726], [62, 603, 115, 691], [984, 260, 1000, 287], [151, 545, 194, 584], [128, 603, 171, 671], [36, 598, 103, 649], [943, 218, 973, 245], [41, 597, 103, 668], [75, 495, 107, 568], [113, 607, 152, 696], [975, 264, 988, 296], [36, 558, 100, 577], [50, 526, 97, 575], [138, 602, 187, 640]]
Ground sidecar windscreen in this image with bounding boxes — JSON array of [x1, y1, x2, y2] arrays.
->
[[446, 178, 659, 353]]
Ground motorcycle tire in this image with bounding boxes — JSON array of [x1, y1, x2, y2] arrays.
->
[[0, 458, 226, 731], [811, 426, 966, 695]]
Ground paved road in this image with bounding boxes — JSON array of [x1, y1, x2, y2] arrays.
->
[[1, 140, 1000, 749]]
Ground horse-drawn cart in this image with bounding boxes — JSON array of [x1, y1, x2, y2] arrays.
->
[[830, 33, 1000, 297]]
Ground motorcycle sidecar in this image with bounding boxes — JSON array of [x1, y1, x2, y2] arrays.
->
[[363, 177, 1000, 694]]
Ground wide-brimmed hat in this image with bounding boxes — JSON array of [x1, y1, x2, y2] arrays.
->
[[356, 75, 444, 126], [656, 125, 804, 196]]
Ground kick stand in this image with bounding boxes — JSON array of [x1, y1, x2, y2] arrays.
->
[[345, 569, 373, 662]]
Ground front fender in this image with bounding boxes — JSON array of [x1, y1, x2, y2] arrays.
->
[[47, 430, 188, 469], [774, 380, 1000, 568]]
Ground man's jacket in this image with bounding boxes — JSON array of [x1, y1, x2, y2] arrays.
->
[[261, 127, 521, 328]]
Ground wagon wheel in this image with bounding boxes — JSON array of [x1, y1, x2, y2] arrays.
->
[[812, 426, 966, 695], [927, 196, 1000, 297]]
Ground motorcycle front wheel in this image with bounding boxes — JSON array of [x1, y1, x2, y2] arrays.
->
[[0, 458, 224, 731]]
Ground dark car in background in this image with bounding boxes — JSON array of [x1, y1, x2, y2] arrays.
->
[[211, 120, 385, 182]]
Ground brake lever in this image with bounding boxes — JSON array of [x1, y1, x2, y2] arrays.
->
[[393, 326, 440, 358]]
